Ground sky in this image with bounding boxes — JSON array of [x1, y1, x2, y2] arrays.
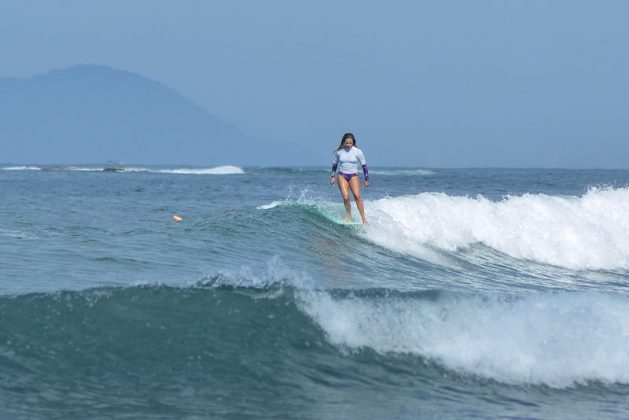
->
[[2, 0, 628, 167]]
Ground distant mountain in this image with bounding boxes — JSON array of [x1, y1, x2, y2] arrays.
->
[[0, 65, 311, 165]]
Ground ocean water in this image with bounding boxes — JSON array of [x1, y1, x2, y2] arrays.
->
[[1, 165, 629, 419]]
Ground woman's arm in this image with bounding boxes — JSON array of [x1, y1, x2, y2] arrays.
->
[[356, 149, 369, 187], [330, 153, 339, 185], [361, 164, 369, 181]]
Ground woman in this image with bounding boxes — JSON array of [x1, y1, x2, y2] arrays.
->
[[329, 132, 370, 224]]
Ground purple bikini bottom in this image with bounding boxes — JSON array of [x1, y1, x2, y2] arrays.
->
[[338, 172, 358, 182]]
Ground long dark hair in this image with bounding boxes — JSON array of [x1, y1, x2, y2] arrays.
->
[[336, 132, 356, 151]]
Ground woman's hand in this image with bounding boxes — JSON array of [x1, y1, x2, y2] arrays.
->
[[330, 176, 336, 185], [364, 180, 370, 188]]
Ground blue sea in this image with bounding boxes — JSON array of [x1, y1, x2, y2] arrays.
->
[[1, 164, 629, 419]]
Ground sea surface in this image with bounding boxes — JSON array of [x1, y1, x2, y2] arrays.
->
[[1, 165, 628, 419]]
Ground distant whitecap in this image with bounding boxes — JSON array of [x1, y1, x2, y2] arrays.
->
[[67, 166, 105, 172], [370, 169, 435, 176], [2, 166, 41, 171], [156, 166, 245, 175]]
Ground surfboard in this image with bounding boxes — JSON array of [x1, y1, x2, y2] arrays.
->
[[313, 203, 365, 227], [318, 210, 363, 226], [332, 219, 363, 226]]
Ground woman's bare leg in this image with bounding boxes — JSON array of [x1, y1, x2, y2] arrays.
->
[[337, 176, 352, 221], [348, 176, 368, 224]]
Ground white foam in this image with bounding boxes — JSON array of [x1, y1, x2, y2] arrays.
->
[[371, 169, 435, 176], [363, 188, 629, 270], [155, 166, 245, 175], [67, 166, 105, 172], [257, 201, 284, 210], [58, 166, 245, 174], [2, 166, 41, 171], [115, 167, 149, 172], [256, 187, 324, 210], [299, 291, 629, 388]]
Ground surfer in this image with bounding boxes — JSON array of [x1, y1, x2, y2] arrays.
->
[[329, 132, 370, 224]]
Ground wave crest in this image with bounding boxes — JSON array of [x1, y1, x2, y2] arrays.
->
[[299, 290, 629, 388], [364, 188, 629, 270]]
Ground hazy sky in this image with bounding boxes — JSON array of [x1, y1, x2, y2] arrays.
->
[[2, 1, 628, 167]]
